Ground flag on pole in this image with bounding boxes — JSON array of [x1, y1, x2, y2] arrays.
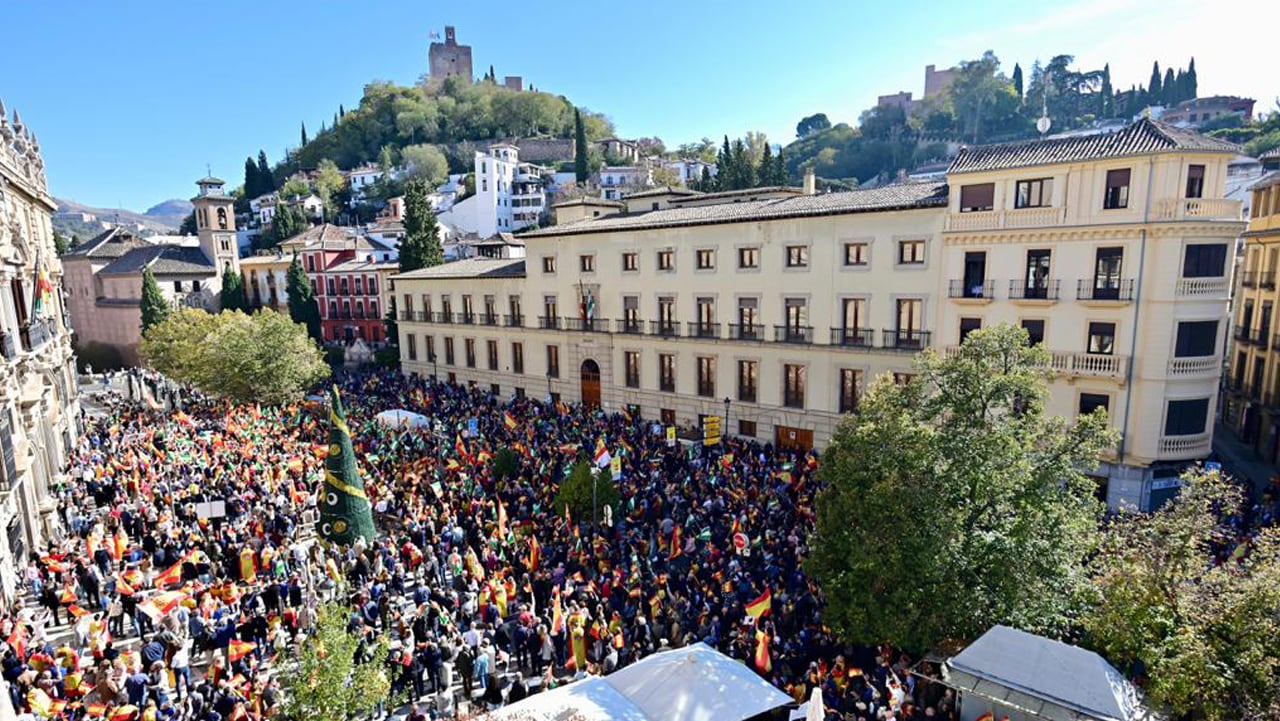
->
[[745, 588, 772, 621], [527, 535, 541, 571], [593, 437, 611, 468], [503, 411, 517, 430]]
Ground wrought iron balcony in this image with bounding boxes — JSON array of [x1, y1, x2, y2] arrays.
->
[[687, 322, 721, 339], [650, 320, 680, 338], [1008, 279, 1060, 301], [774, 325, 813, 344], [728, 323, 764, 341], [538, 316, 560, 329], [480, 313, 498, 326], [615, 318, 643, 335], [948, 279, 995, 300], [883, 328, 930, 351], [564, 317, 606, 332], [1077, 279, 1134, 302], [830, 327, 875, 348], [504, 314, 524, 327]]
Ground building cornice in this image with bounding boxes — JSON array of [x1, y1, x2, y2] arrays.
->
[[943, 220, 1246, 244]]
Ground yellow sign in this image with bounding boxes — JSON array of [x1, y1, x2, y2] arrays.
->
[[665, 426, 676, 447], [703, 415, 722, 446], [610, 455, 622, 480]]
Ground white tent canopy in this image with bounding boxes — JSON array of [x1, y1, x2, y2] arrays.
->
[[491, 643, 792, 721], [374, 409, 430, 428]]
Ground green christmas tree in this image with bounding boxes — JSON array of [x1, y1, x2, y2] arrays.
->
[[318, 385, 376, 546]]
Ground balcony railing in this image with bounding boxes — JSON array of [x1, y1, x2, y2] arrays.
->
[[564, 318, 606, 332], [456, 313, 476, 325], [480, 313, 498, 326], [1008, 279, 1060, 300], [615, 318, 643, 335], [1175, 277, 1229, 297], [0, 331, 19, 360], [1159, 432, 1212, 458], [948, 279, 995, 300], [1242, 271, 1258, 288], [830, 327, 875, 348], [1253, 327, 1272, 349], [650, 321, 680, 338], [400, 310, 414, 321], [1152, 197, 1242, 221], [728, 323, 764, 341], [504, 314, 524, 327], [883, 328, 930, 351], [538, 316, 560, 329], [433, 312, 452, 323], [687, 322, 721, 339], [1077, 279, 1135, 302], [944, 206, 1066, 231], [1167, 356, 1220, 376], [774, 325, 813, 344], [1048, 351, 1128, 378], [1234, 324, 1250, 342], [1264, 272, 1278, 290]]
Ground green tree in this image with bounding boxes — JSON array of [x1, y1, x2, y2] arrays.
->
[[808, 324, 1117, 653], [1185, 57, 1197, 100], [1162, 67, 1177, 106], [301, 121, 308, 147], [263, 204, 307, 249], [286, 253, 322, 342], [314, 159, 345, 220], [1148, 61, 1163, 102], [796, 113, 832, 138], [757, 143, 784, 186], [220, 266, 246, 312], [574, 108, 590, 183], [384, 297, 398, 343], [491, 447, 521, 483], [179, 211, 197, 236], [53, 230, 70, 255], [400, 143, 449, 186], [243, 157, 261, 199], [69, 234, 81, 250], [256, 151, 273, 192], [139, 266, 171, 333], [1082, 470, 1280, 720], [399, 178, 443, 272], [1011, 63, 1024, 99], [278, 602, 389, 721], [142, 309, 329, 405], [555, 460, 621, 526]]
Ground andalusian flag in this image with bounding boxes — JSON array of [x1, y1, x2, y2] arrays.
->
[[745, 588, 772, 621], [32, 264, 53, 318], [503, 411, 517, 431], [317, 386, 376, 546]]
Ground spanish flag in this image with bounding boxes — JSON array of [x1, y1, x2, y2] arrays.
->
[[109, 704, 138, 721], [85, 702, 107, 718], [59, 588, 76, 604], [754, 630, 771, 673], [455, 434, 468, 461], [116, 578, 135, 597], [527, 536, 541, 572], [745, 588, 772, 621], [551, 588, 565, 635], [67, 604, 89, 619], [228, 639, 256, 663], [503, 411, 517, 430], [113, 528, 129, 563], [155, 549, 200, 588], [668, 525, 683, 560], [975, 714, 995, 721]]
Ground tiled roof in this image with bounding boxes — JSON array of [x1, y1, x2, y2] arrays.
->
[[949, 118, 1240, 174], [524, 182, 948, 239], [62, 227, 149, 260], [1260, 147, 1280, 161], [667, 186, 802, 204], [624, 186, 700, 200], [1251, 170, 1280, 192], [552, 197, 625, 209], [239, 253, 291, 266], [392, 258, 526, 281], [99, 245, 214, 276], [278, 223, 362, 249]]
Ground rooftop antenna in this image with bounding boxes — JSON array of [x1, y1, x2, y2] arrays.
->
[[1037, 69, 1052, 137], [206, 163, 212, 178]]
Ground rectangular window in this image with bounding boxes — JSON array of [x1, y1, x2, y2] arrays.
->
[[897, 298, 923, 332], [1015, 178, 1053, 208], [783, 364, 806, 409], [898, 239, 925, 265], [1079, 393, 1110, 416], [1185, 164, 1205, 199], [657, 249, 674, 271], [622, 252, 639, 272], [697, 357, 716, 397], [422, 295, 433, 317], [658, 297, 676, 332], [841, 298, 865, 334], [1164, 398, 1210, 436], [508, 295, 522, 323], [738, 419, 757, 437], [696, 249, 716, 270], [579, 254, 595, 272], [1088, 322, 1116, 355], [546, 345, 560, 378], [484, 295, 496, 322], [543, 296, 558, 328], [659, 354, 676, 393], [1174, 320, 1218, 357], [425, 337, 435, 364], [839, 369, 861, 413], [660, 408, 676, 426], [327, 278, 336, 295], [737, 298, 759, 335], [738, 247, 760, 269], [1021, 319, 1045, 346], [542, 256, 557, 274], [1182, 243, 1227, 278], [464, 339, 476, 368], [402, 293, 413, 315], [624, 351, 640, 388], [786, 245, 809, 268], [444, 337, 455, 365], [959, 183, 995, 212], [461, 295, 474, 322], [1025, 249, 1052, 297], [406, 334, 418, 361], [1093, 247, 1124, 297], [959, 317, 982, 342], [696, 297, 715, 334], [1104, 168, 1131, 209], [737, 360, 758, 403], [844, 242, 868, 266], [785, 298, 807, 333], [512, 342, 524, 374], [487, 340, 499, 370]]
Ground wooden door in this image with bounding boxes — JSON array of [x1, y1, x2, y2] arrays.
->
[[775, 425, 813, 450], [580, 359, 602, 408]]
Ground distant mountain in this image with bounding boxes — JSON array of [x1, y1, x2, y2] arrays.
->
[[52, 198, 187, 243]]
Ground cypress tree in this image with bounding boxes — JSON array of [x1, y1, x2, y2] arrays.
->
[[244, 157, 259, 199], [699, 166, 714, 192], [1162, 68, 1177, 106], [1148, 62, 1162, 102], [718, 136, 734, 190], [758, 143, 774, 187], [1185, 58, 1197, 100], [400, 178, 443, 272], [339, 103, 346, 118], [139, 266, 171, 333], [286, 253, 322, 342], [301, 122, 308, 147], [1100, 64, 1113, 117], [731, 139, 754, 190], [220, 266, 246, 312], [257, 151, 273, 192], [1012, 63, 1024, 99], [773, 149, 787, 188], [573, 109, 589, 183]]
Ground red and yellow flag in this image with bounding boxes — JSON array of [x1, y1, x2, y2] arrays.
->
[[156, 549, 201, 587], [668, 525, 683, 560], [67, 604, 89, 619], [527, 536, 541, 572], [754, 630, 771, 673], [551, 588, 565, 635], [745, 588, 772, 621], [228, 639, 256, 663], [503, 411, 517, 430]]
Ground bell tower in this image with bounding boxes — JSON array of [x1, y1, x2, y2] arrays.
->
[[191, 175, 239, 279]]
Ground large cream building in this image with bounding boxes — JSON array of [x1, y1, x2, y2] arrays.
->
[[0, 103, 81, 601], [393, 119, 1243, 510]]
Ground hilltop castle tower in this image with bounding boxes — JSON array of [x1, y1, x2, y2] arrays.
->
[[428, 26, 473, 83]]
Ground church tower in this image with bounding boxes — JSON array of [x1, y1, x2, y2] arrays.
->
[[191, 175, 239, 280]]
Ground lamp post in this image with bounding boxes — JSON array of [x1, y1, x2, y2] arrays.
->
[[546, 371, 553, 401], [429, 352, 438, 381], [723, 397, 731, 440]]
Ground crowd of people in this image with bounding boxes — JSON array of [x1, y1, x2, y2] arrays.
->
[[1, 370, 960, 721]]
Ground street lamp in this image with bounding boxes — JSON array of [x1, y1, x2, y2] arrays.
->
[[546, 371, 553, 401], [428, 352, 438, 381], [723, 397, 731, 439]]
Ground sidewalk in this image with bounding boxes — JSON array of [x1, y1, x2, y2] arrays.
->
[[1212, 421, 1276, 498]]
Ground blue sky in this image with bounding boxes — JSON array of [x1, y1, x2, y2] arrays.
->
[[5, 0, 1272, 210]]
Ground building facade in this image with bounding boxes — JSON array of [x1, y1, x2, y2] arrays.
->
[[0, 103, 81, 602], [240, 251, 291, 312], [278, 224, 396, 346], [393, 119, 1242, 510], [470, 144, 547, 236], [1223, 171, 1280, 465], [63, 177, 240, 364]]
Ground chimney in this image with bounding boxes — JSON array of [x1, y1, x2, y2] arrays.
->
[[803, 168, 816, 196]]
